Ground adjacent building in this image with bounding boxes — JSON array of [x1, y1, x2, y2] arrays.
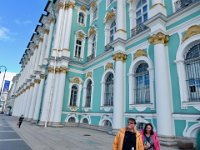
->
[[11, 0, 200, 145]]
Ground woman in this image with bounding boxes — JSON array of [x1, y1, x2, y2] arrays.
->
[[140, 123, 160, 150]]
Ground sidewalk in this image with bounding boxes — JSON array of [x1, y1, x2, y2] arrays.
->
[[4, 115, 179, 150]]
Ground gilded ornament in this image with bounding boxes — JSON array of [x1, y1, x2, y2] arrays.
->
[[30, 83, 34, 87], [70, 106, 78, 111], [78, 32, 85, 40], [44, 29, 49, 34], [80, 6, 86, 11], [105, 63, 113, 70], [86, 72, 92, 77], [57, 2, 65, 9], [40, 74, 45, 79], [39, 37, 43, 42], [90, 1, 96, 8], [133, 49, 147, 60], [105, 11, 115, 23], [113, 52, 127, 62], [55, 67, 60, 73], [60, 67, 69, 73], [34, 79, 41, 84], [148, 32, 168, 45], [182, 25, 200, 42], [50, 17, 55, 23], [48, 67, 54, 73], [68, 2, 75, 9], [88, 27, 96, 37]]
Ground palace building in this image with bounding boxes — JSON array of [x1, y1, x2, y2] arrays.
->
[[10, 0, 200, 145]]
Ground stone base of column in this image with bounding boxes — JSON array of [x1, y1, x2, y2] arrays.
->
[[159, 135, 177, 146], [47, 122, 64, 128]]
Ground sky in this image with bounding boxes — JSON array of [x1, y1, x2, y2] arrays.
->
[[0, 0, 47, 73]]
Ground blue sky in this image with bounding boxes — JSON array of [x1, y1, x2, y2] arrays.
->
[[0, 0, 47, 73]]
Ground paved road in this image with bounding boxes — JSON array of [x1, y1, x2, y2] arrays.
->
[[1, 115, 180, 150], [0, 116, 31, 150]]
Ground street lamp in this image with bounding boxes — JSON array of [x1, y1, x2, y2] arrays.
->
[[0, 65, 7, 113]]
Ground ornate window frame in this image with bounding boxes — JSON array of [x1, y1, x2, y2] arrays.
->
[[77, 9, 87, 26], [175, 34, 200, 110], [88, 27, 97, 58], [82, 77, 94, 112], [128, 56, 154, 111], [100, 69, 115, 112]]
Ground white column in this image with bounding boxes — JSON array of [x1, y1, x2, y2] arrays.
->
[[112, 53, 126, 129], [53, 2, 65, 50], [149, 0, 166, 18], [24, 85, 31, 118], [62, 2, 75, 51], [116, 0, 127, 40], [22, 88, 29, 115], [60, 5, 68, 50], [33, 75, 45, 121], [49, 72, 60, 122], [39, 31, 48, 67], [149, 32, 174, 137], [28, 80, 40, 120], [39, 70, 54, 124], [128, 0, 136, 30], [25, 83, 34, 119], [53, 67, 68, 123], [44, 19, 54, 65], [34, 40, 42, 71]]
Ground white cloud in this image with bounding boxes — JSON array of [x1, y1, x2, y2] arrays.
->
[[0, 26, 10, 40], [15, 19, 32, 25]]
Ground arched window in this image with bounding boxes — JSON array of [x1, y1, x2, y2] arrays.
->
[[75, 40, 82, 58], [104, 73, 114, 106], [85, 80, 92, 107], [70, 85, 78, 106], [134, 63, 150, 104], [184, 43, 200, 102], [136, 0, 148, 25], [78, 12, 85, 24], [103, 120, 112, 127], [83, 118, 89, 124], [110, 20, 116, 42], [68, 117, 75, 123]]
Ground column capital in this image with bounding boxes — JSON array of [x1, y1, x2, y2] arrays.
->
[[67, 2, 75, 9], [40, 74, 45, 79], [57, 2, 65, 9], [148, 32, 168, 45], [48, 67, 54, 73], [113, 52, 127, 62], [59, 67, 69, 74], [34, 79, 41, 84]]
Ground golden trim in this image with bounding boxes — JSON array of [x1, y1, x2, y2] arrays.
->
[[60, 67, 69, 73], [105, 63, 113, 70], [34, 79, 41, 84], [80, 6, 86, 11], [63, 48, 69, 51], [88, 27, 96, 37], [50, 17, 55, 23], [44, 29, 49, 34], [90, 1, 96, 8], [148, 32, 169, 45], [77, 32, 85, 40], [70, 77, 81, 84], [57, 2, 65, 9], [39, 37, 43, 42], [133, 49, 147, 60], [40, 74, 45, 79], [48, 67, 54, 73], [151, 3, 165, 9], [113, 52, 127, 62], [35, 45, 39, 49], [68, 2, 75, 9], [105, 10, 115, 23], [55, 67, 60, 73], [30, 83, 34, 87], [117, 29, 126, 33], [182, 25, 200, 42], [86, 72, 92, 78]]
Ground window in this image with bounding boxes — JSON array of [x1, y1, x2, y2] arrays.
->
[[78, 12, 85, 24], [103, 120, 112, 127], [85, 80, 92, 107], [110, 20, 116, 42], [136, 0, 148, 25], [75, 40, 82, 58], [134, 63, 150, 104], [184, 43, 200, 102], [68, 117, 75, 123], [83, 118, 89, 124], [104, 73, 114, 106], [92, 35, 96, 55], [70, 85, 78, 106]]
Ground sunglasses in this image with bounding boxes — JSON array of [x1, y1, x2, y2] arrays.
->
[[128, 122, 135, 124]]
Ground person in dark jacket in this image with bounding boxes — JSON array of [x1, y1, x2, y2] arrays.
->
[[18, 114, 24, 128]]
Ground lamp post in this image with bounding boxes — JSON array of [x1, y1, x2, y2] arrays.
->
[[0, 65, 7, 113]]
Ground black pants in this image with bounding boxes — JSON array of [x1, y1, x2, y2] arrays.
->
[[18, 121, 22, 128]]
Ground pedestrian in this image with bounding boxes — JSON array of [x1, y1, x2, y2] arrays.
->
[[18, 114, 24, 128], [112, 118, 144, 150], [140, 123, 160, 150]]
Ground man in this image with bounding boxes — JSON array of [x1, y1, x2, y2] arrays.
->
[[18, 114, 24, 128], [112, 118, 144, 150]]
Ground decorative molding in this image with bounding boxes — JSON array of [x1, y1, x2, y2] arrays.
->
[[86, 72, 92, 78], [105, 10, 115, 23], [34, 79, 41, 84], [44, 29, 50, 34], [90, 1, 96, 8], [113, 52, 127, 62], [68, 2, 75, 9], [55, 67, 60, 73], [70, 77, 82, 84], [148, 32, 169, 45], [80, 5, 86, 11], [48, 67, 54, 73], [57, 2, 65, 9], [105, 63, 113, 70], [69, 106, 78, 112], [40, 74, 45, 79], [39, 37, 43, 42], [50, 17, 55, 23], [133, 49, 147, 60], [60, 67, 69, 73], [88, 27, 96, 37], [30, 83, 34, 87], [182, 25, 200, 42], [77, 31, 85, 40]]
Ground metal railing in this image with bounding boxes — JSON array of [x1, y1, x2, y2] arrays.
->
[[131, 24, 148, 37], [174, 0, 199, 12]]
